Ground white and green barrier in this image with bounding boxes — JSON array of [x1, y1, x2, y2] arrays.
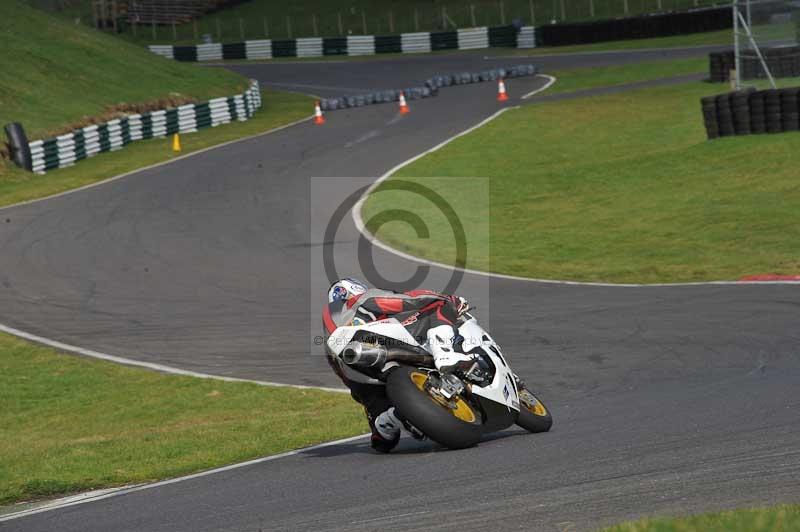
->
[[9, 80, 261, 174], [148, 25, 536, 62]]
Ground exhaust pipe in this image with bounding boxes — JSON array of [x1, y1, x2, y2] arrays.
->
[[341, 342, 388, 368], [341, 342, 436, 368]]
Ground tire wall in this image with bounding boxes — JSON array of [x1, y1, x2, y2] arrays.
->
[[9, 80, 262, 174], [701, 86, 800, 140], [537, 6, 731, 46], [317, 64, 538, 112], [709, 46, 800, 83]]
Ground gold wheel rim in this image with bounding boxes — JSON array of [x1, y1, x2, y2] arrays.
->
[[521, 391, 548, 417], [410, 371, 477, 424]]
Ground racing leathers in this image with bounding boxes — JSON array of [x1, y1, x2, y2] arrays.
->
[[323, 288, 473, 452]]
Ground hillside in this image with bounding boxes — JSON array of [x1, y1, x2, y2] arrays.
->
[[0, 0, 246, 145]]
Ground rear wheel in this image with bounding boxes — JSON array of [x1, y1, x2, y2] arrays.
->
[[386, 366, 483, 450], [516, 388, 552, 433]]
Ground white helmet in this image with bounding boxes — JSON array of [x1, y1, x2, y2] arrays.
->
[[327, 278, 368, 304]]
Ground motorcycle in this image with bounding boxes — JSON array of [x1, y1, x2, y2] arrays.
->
[[324, 302, 552, 449]]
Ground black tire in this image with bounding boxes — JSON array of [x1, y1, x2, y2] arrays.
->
[[386, 366, 483, 450], [751, 119, 767, 134], [516, 388, 553, 433]]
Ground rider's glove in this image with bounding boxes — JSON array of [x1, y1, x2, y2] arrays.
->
[[453, 296, 470, 318]]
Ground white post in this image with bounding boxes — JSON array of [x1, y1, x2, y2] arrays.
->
[[529, 0, 535, 24], [560, 0, 566, 20], [737, 9, 776, 88], [623, 0, 629, 15], [746, 0, 752, 27], [733, 0, 741, 90], [589, 0, 595, 18]]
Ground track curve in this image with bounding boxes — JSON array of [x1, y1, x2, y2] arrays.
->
[[2, 47, 799, 531]]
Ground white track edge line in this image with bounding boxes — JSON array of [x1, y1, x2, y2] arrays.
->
[[522, 74, 557, 99], [351, 75, 800, 288], [0, 433, 369, 522], [0, 114, 314, 213], [0, 323, 347, 393]]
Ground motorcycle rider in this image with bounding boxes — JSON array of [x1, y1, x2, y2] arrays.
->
[[323, 278, 475, 452]]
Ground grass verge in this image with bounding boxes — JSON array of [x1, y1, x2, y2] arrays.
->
[[362, 65, 800, 283], [0, 88, 312, 208], [544, 57, 706, 95], [0, 331, 363, 506], [603, 505, 800, 531]]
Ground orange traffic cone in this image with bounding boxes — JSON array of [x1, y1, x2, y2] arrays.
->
[[497, 78, 509, 102], [314, 101, 325, 125], [398, 92, 410, 114]]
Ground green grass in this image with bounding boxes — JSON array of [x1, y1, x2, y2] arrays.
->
[[603, 505, 800, 531], [0, 88, 312, 208], [37, 0, 734, 45], [0, 1, 246, 142], [0, 1, 314, 208], [0, 332, 364, 506], [544, 57, 706, 95], [362, 65, 800, 283]]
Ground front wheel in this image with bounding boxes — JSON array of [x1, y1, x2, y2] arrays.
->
[[386, 366, 483, 450], [516, 388, 553, 433]]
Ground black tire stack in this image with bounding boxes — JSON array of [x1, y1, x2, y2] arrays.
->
[[715, 93, 736, 137], [709, 46, 800, 83], [765, 89, 783, 133], [781, 87, 800, 132], [750, 90, 767, 134], [709, 52, 730, 83], [701, 96, 719, 139], [701, 86, 800, 139], [731, 89, 754, 135]]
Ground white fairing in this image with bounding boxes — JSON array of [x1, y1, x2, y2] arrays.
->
[[326, 316, 519, 412], [326, 318, 421, 385], [457, 317, 520, 412], [326, 318, 421, 356]]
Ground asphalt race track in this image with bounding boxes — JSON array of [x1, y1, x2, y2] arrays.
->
[[2, 47, 799, 531]]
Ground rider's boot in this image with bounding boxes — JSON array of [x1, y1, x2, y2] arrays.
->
[[368, 407, 401, 453]]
